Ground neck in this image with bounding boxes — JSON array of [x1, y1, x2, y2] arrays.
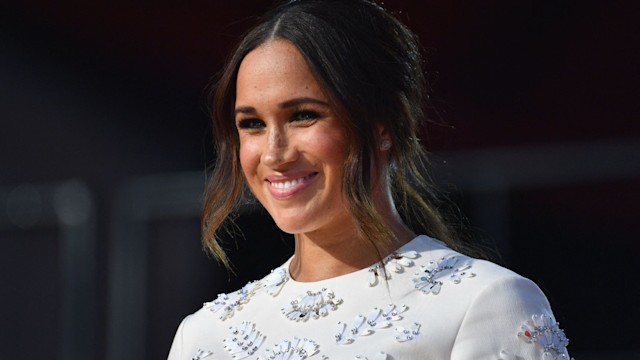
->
[[288, 216, 415, 282]]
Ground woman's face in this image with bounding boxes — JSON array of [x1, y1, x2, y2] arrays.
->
[[235, 40, 352, 236]]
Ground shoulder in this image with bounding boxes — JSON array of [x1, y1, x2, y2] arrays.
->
[[468, 257, 543, 294], [192, 266, 289, 324], [413, 235, 545, 295], [408, 235, 536, 297], [419, 238, 557, 326], [168, 267, 288, 359], [359, 235, 571, 359], [458, 257, 554, 324], [449, 265, 570, 359], [438, 253, 570, 359]]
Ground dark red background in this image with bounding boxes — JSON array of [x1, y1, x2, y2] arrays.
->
[[1, 1, 638, 358]]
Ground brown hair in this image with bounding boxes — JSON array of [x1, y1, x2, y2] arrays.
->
[[202, 0, 489, 268]]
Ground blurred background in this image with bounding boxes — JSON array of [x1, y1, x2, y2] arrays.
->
[[1, 0, 638, 359]]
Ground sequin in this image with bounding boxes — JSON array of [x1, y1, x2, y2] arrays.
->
[[282, 288, 343, 322], [412, 256, 475, 295], [263, 267, 289, 297], [368, 250, 419, 286], [256, 337, 321, 360], [223, 322, 266, 359], [335, 304, 408, 345], [203, 281, 260, 321], [394, 322, 421, 342], [517, 314, 570, 359]]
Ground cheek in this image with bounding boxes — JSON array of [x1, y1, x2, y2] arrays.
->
[[238, 138, 260, 177], [311, 132, 348, 168]]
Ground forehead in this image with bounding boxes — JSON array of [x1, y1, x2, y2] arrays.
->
[[235, 40, 327, 105]]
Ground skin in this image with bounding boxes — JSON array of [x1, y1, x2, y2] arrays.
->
[[235, 40, 414, 282]]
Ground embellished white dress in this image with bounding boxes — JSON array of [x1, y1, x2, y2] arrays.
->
[[168, 235, 571, 360]]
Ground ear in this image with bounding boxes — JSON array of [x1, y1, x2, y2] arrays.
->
[[374, 122, 388, 138], [375, 122, 392, 151]]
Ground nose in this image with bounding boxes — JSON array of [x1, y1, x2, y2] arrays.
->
[[261, 125, 297, 168]]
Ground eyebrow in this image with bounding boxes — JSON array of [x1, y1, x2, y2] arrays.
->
[[234, 97, 329, 115], [280, 97, 329, 109]]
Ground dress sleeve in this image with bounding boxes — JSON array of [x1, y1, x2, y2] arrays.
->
[[167, 315, 189, 360], [450, 275, 571, 360]]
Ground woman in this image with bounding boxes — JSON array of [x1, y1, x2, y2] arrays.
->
[[169, 1, 571, 359]]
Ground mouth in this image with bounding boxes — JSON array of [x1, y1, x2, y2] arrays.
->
[[269, 173, 317, 189], [266, 172, 318, 198]]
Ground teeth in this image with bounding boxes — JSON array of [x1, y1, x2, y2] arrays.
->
[[271, 174, 312, 189]]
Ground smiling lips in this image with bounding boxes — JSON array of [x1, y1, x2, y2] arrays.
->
[[266, 172, 318, 198]]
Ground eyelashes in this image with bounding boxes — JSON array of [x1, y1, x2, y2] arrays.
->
[[236, 108, 323, 130], [237, 118, 265, 129], [291, 109, 321, 122]]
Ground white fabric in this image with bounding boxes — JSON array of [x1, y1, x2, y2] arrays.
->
[[168, 235, 570, 360]]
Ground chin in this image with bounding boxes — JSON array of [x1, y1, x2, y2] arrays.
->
[[270, 215, 313, 235], [272, 220, 306, 235]]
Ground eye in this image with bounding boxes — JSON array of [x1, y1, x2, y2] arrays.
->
[[291, 110, 321, 122], [237, 118, 265, 130]]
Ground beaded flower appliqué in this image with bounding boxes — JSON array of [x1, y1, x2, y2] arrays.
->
[[203, 281, 260, 321], [223, 321, 266, 359], [368, 250, 419, 286], [256, 337, 325, 360], [412, 256, 475, 295], [517, 314, 570, 359], [335, 304, 408, 345], [282, 288, 343, 322], [262, 267, 289, 297], [394, 322, 422, 342]]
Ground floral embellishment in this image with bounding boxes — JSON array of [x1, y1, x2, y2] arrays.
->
[[262, 267, 289, 297], [191, 349, 213, 360], [282, 288, 343, 322], [335, 304, 408, 345], [223, 322, 266, 359], [368, 250, 419, 286], [518, 314, 570, 359], [355, 352, 388, 360], [256, 338, 323, 360], [394, 322, 421, 342], [412, 256, 474, 295], [203, 281, 260, 321]]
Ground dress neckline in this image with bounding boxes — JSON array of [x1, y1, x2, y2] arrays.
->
[[280, 235, 444, 288]]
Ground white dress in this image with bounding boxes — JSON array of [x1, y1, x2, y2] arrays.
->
[[168, 235, 571, 360]]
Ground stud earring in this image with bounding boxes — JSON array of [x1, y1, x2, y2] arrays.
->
[[380, 139, 392, 151]]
